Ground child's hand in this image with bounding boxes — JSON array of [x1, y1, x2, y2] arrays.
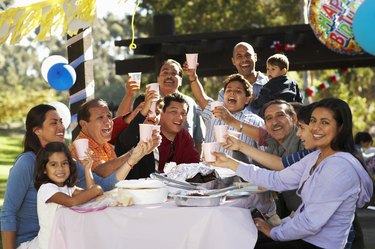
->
[[212, 105, 234, 124], [80, 150, 93, 171]]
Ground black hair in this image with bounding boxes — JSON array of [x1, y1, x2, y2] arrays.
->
[[162, 93, 189, 113], [77, 98, 109, 130], [132, 94, 145, 111], [297, 103, 315, 124], [354, 132, 373, 146], [34, 142, 77, 190], [312, 98, 365, 166], [24, 104, 57, 154]]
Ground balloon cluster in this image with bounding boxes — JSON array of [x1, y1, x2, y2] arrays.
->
[[41, 55, 77, 91]]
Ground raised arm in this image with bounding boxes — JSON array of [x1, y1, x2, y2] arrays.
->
[[116, 77, 138, 116], [183, 62, 210, 110]]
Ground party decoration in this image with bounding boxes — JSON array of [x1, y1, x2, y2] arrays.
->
[[308, 0, 364, 55], [353, 0, 375, 56], [41, 55, 68, 82], [304, 68, 349, 97], [271, 41, 296, 53], [0, 0, 96, 46], [48, 101, 72, 128], [47, 63, 77, 91]]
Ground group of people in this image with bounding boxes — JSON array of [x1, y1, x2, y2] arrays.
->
[[1, 41, 373, 249]]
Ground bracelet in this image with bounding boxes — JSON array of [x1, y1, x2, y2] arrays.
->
[[239, 121, 243, 133], [127, 161, 135, 169], [189, 76, 197, 83]]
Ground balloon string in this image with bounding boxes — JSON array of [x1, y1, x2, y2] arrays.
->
[[129, 0, 140, 50]]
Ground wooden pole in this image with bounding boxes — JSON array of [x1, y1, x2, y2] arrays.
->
[[67, 28, 95, 140]]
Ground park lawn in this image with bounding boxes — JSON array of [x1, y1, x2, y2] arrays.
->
[[0, 128, 24, 207]]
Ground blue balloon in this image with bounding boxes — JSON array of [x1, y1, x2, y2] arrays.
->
[[353, 0, 375, 56], [47, 63, 77, 91]]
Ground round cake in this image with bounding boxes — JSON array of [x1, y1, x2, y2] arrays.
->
[[116, 179, 167, 205]]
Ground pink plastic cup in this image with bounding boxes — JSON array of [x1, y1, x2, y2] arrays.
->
[[214, 125, 228, 143], [185, 53, 198, 69], [202, 142, 218, 163], [73, 138, 89, 160], [146, 83, 160, 100], [139, 124, 159, 142]]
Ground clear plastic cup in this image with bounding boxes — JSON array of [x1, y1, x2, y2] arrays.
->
[[128, 72, 142, 90]]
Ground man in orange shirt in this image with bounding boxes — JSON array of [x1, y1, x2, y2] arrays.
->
[[70, 98, 161, 178]]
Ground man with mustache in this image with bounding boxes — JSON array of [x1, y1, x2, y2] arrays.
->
[[158, 59, 204, 155], [70, 99, 162, 178], [224, 99, 304, 218]]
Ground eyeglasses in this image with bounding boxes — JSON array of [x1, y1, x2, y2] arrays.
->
[[167, 141, 175, 162]]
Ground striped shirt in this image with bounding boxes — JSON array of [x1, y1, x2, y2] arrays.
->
[[198, 100, 265, 163], [282, 149, 315, 167]]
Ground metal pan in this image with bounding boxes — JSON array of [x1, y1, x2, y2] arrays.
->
[[173, 194, 226, 207]]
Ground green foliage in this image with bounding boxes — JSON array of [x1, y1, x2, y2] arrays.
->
[[310, 68, 375, 133]]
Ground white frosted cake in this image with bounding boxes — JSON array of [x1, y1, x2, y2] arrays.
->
[[116, 179, 167, 205]]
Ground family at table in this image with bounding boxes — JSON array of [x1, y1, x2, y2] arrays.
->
[[1, 41, 373, 249]]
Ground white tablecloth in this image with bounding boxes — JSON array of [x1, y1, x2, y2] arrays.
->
[[49, 199, 258, 249]]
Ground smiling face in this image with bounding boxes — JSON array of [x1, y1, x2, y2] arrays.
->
[[264, 103, 296, 144], [223, 81, 251, 113], [45, 152, 70, 187], [157, 62, 182, 96], [159, 101, 188, 140], [296, 122, 315, 150], [266, 63, 286, 80], [309, 107, 339, 152], [80, 105, 113, 145], [34, 110, 65, 147], [232, 44, 257, 77]]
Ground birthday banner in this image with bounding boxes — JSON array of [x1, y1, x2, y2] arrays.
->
[[0, 0, 96, 46]]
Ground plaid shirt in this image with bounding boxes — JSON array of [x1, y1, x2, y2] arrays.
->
[[70, 132, 117, 170]]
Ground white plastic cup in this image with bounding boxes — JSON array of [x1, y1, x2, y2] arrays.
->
[[202, 142, 218, 163], [128, 72, 142, 89], [149, 101, 157, 117], [146, 83, 160, 100], [73, 138, 89, 160], [228, 130, 241, 139], [139, 124, 159, 142], [211, 101, 224, 118], [186, 53, 198, 69], [214, 125, 228, 143]]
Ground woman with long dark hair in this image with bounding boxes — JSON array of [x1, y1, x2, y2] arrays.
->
[[211, 98, 373, 249]]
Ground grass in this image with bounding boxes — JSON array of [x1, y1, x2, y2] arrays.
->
[[0, 128, 24, 207]]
